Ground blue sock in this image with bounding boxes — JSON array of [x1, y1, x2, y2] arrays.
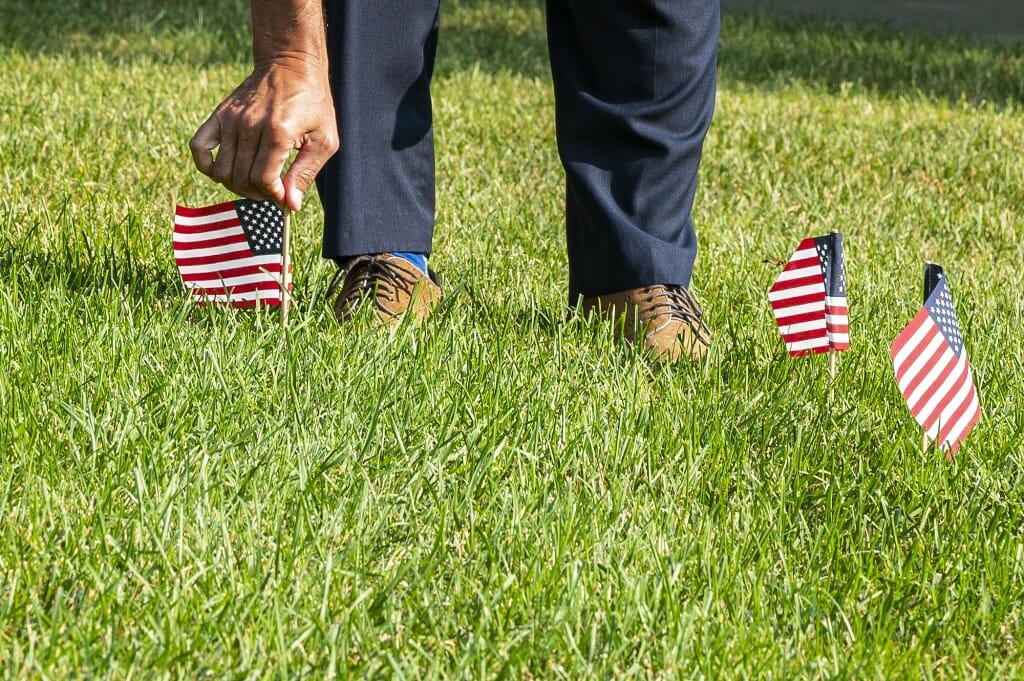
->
[[391, 251, 429, 275]]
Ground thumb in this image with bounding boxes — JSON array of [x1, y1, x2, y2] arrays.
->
[[282, 139, 334, 212]]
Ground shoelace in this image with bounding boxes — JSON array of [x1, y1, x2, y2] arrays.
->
[[639, 284, 712, 346], [326, 255, 422, 318]]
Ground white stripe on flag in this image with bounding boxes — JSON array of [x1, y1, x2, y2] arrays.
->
[[177, 254, 282, 276], [185, 272, 284, 289], [768, 282, 826, 302], [173, 209, 239, 227], [172, 226, 244, 243], [192, 289, 283, 304], [773, 264, 821, 284], [892, 319, 936, 380], [915, 350, 967, 426], [786, 337, 831, 352], [902, 332, 950, 402], [779, 319, 827, 335], [773, 301, 824, 318], [937, 375, 980, 447]]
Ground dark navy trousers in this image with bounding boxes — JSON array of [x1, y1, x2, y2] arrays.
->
[[316, 0, 719, 300]]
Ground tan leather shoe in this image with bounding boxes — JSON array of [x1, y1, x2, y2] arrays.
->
[[581, 285, 711, 361], [329, 253, 442, 326]]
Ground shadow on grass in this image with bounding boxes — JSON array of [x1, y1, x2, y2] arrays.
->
[[0, 0, 252, 64], [719, 12, 1024, 106], [3, 0, 1022, 105], [0, 243, 179, 298]]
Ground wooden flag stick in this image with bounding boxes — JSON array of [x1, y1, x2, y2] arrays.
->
[[829, 353, 839, 405], [280, 207, 292, 329], [828, 349, 837, 403]]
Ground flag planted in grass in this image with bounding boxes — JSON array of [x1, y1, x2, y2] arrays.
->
[[769, 232, 849, 356], [173, 199, 291, 307], [890, 264, 980, 455]]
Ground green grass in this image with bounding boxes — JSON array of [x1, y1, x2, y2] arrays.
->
[[2, 0, 1024, 677]]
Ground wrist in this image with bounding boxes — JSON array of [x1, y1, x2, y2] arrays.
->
[[253, 51, 329, 79]]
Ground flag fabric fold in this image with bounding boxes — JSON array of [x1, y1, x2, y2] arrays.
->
[[890, 264, 980, 454], [173, 199, 291, 307], [769, 232, 849, 356]]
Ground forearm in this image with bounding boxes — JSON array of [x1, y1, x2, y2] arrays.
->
[[250, 0, 328, 71]]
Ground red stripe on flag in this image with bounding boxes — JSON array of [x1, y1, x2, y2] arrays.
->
[[770, 292, 826, 311], [195, 299, 278, 308], [938, 384, 980, 455], [174, 202, 236, 218], [770, 274, 827, 291], [173, 249, 255, 269], [181, 263, 282, 283], [896, 323, 943, 402], [185, 280, 287, 297], [775, 310, 829, 327], [918, 355, 970, 431], [781, 328, 830, 344], [891, 308, 931, 359], [173, 233, 249, 252], [779, 261, 820, 278]]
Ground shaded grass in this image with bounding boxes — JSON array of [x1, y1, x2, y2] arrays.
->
[[2, 1, 1024, 678]]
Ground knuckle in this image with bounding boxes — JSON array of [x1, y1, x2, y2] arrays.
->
[[265, 122, 295, 148], [323, 130, 340, 154], [211, 166, 232, 184], [237, 113, 262, 139]]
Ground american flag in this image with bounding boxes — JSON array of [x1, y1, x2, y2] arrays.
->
[[768, 233, 849, 356], [173, 199, 290, 307], [890, 264, 980, 455]]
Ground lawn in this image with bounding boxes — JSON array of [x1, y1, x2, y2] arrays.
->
[[2, 0, 1024, 677]]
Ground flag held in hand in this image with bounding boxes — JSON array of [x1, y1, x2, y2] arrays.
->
[[890, 264, 980, 455], [769, 232, 849, 356], [173, 199, 291, 307]]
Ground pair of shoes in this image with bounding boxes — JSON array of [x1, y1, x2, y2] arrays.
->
[[581, 285, 711, 362], [327, 253, 442, 327], [327, 258, 710, 362]]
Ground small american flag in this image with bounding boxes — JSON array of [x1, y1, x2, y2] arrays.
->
[[890, 264, 980, 455], [173, 199, 291, 307], [768, 233, 849, 356]]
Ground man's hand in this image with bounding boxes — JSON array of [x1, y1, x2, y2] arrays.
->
[[190, 56, 339, 212]]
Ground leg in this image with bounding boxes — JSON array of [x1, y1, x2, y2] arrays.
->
[[316, 0, 441, 259], [546, 0, 720, 302]]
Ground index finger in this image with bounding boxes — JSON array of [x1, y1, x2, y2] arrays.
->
[[249, 133, 291, 206], [189, 115, 221, 177]]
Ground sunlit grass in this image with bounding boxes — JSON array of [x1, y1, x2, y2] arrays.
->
[[2, 1, 1023, 677]]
